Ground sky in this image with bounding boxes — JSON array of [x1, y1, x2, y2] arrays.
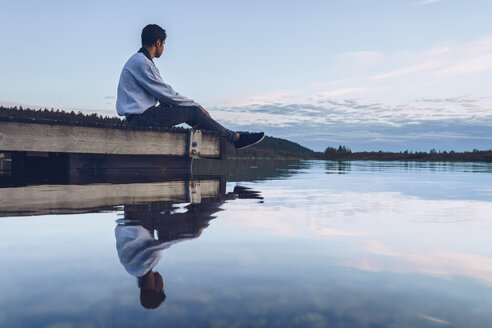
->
[[1, 0, 491, 151]]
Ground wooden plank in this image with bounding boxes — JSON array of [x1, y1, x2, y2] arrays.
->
[[0, 121, 221, 158], [201, 131, 221, 158], [0, 179, 221, 217]]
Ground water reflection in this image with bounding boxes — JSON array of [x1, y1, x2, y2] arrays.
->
[[0, 158, 306, 187], [1, 160, 492, 327], [328, 160, 492, 173], [325, 161, 351, 174], [115, 186, 262, 309]]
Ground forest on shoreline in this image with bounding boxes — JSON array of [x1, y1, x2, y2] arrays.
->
[[320, 145, 492, 163], [1, 106, 491, 162]]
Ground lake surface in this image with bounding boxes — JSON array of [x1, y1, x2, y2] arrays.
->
[[1, 160, 492, 327]]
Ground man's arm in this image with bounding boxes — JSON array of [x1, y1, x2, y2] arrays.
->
[[133, 61, 200, 107]]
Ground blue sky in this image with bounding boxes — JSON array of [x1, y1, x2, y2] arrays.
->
[[1, 0, 491, 151]]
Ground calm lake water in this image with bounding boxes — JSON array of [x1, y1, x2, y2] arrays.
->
[[1, 160, 492, 327]]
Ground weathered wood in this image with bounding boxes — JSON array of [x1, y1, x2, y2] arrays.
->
[[202, 132, 221, 158], [0, 121, 220, 158], [0, 179, 221, 217], [188, 130, 202, 158]]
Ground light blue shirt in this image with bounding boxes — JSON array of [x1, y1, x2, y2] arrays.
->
[[116, 52, 199, 116], [115, 225, 186, 277]]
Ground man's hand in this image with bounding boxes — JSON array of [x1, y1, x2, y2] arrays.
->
[[198, 105, 211, 118]]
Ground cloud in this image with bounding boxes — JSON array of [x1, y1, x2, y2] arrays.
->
[[371, 62, 442, 80], [313, 87, 370, 98], [212, 94, 491, 128], [209, 96, 492, 151], [210, 35, 492, 113], [341, 51, 385, 68], [418, 0, 442, 4], [202, 34, 492, 151], [368, 36, 492, 81], [416, 96, 481, 104], [210, 90, 301, 108], [434, 53, 492, 77]]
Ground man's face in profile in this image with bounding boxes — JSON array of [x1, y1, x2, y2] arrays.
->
[[155, 39, 165, 58]]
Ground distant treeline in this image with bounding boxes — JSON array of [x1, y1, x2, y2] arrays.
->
[[0, 106, 124, 126], [1, 106, 490, 161], [321, 145, 492, 163]]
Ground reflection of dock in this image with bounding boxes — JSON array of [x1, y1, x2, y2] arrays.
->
[[0, 179, 223, 217], [0, 118, 224, 182]]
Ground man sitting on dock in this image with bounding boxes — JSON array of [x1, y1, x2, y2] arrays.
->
[[116, 24, 265, 150]]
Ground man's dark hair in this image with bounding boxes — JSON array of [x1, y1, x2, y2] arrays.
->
[[140, 288, 166, 309], [141, 24, 167, 47], [138, 272, 166, 309]]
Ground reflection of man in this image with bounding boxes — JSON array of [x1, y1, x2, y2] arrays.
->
[[115, 186, 263, 309], [115, 224, 178, 309]]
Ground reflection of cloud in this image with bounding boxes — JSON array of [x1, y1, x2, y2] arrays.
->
[[222, 187, 492, 283], [360, 239, 492, 283], [418, 314, 450, 325]]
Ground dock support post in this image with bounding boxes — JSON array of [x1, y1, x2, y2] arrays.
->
[[188, 130, 202, 158]]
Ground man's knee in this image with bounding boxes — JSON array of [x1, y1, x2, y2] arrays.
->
[[190, 105, 205, 119], [190, 105, 201, 114]]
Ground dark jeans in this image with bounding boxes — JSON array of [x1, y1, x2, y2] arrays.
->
[[126, 104, 237, 143]]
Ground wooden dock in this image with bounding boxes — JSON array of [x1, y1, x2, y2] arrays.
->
[[0, 118, 224, 182]]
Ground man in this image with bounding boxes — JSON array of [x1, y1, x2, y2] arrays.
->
[[116, 24, 265, 150]]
